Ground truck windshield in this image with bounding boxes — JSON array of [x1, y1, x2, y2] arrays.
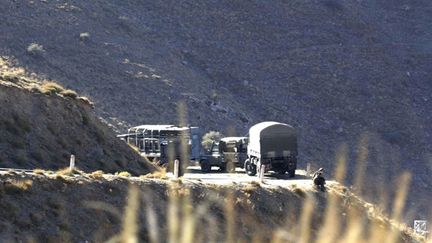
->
[[212, 144, 219, 153]]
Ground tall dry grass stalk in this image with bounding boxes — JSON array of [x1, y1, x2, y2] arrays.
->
[[180, 196, 196, 243], [224, 191, 236, 243], [386, 172, 412, 243], [168, 185, 181, 243], [298, 194, 315, 243], [142, 190, 160, 243], [121, 185, 139, 243]]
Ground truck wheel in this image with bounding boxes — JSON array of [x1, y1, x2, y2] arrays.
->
[[200, 161, 211, 173], [277, 169, 286, 175], [288, 169, 295, 178], [226, 161, 236, 173], [244, 159, 256, 176], [272, 164, 287, 175]]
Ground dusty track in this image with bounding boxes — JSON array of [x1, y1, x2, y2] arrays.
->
[[171, 166, 336, 190]]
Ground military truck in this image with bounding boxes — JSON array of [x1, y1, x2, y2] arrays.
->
[[244, 122, 297, 177], [200, 137, 248, 173], [159, 138, 189, 176], [117, 125, 201, 161]]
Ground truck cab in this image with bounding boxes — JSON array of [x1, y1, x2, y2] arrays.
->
[[199, 137, 248, 173]]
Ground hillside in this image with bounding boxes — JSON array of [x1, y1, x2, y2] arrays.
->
[[0, 171, 424, 242], [0, 0, 430, 221], [0, 57, 155, 175]]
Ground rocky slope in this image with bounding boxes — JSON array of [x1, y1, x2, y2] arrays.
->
[[0, 0, 430, 221], [0, 57, 155, 175]]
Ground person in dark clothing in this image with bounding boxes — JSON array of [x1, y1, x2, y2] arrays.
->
[[312, 168, 326, 191]]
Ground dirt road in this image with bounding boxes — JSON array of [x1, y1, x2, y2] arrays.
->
[[169, 166, 335, 190]]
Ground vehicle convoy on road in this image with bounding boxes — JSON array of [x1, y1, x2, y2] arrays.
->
[[119, 121, 297, 178], [199, 137, 248, 173], [244, 121, 297, 177]]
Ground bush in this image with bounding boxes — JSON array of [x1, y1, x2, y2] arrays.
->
[[79, 32, 90, 41], [33, 169, 46, 175], [77, 96, 95, 108], [116, 171, 132, 177], [27, 43, 45, 55], [90, 170, 104, 179], [60, 89, 78, 99], [40, 82, 65, 95], [201, 131, 223, 150]]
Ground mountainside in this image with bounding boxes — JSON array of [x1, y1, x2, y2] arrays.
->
[[0, 0, 430, 221], [0, 57, 155, 175]]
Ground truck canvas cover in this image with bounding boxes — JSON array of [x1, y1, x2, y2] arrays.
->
[[248, 121, 297, 159]]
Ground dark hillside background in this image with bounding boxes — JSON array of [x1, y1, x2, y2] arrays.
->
[[0, 0, 431, 222]]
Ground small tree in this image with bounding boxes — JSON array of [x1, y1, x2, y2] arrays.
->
[[201, 131, 223, 150]]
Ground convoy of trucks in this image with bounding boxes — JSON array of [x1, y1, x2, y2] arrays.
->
[[118, 121, 298, 178]]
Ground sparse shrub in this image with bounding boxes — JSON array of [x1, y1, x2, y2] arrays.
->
[[77, 96, 95, 108], [201, 131, 223, 150], [79, 32, 90, 41], [40, 81, 65, 95], [116, 171, 132, 177], [56, 167, 84, 176], [30, 211, 45, 224], [292, 187, 306, 198], [90, 170, 104, 179], [3, 179, 33, 194], [60, 89, 78, 99], [27, 43, 45, 55], [140, 168, 167, 179], [242, 181, 261, 193], [33, 168, 46, 175], [3, 73, 19, 83]]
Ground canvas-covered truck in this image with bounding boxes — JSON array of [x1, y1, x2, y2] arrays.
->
[[200, 137, 248, 173], [244, 122, 297, 177]]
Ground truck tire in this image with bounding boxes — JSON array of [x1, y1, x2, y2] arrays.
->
[[288, 169, 295, 178], [244, 159, 257, 176], [226, 161, 236, 173], [200, 161, 211, 173], [272, 164, 287, 175]]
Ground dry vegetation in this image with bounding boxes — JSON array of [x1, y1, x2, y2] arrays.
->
[[0, 56, 91, 103], [0, 162, 427, 242]]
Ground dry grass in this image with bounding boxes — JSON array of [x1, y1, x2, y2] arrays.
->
[[56, 167, 85, 176], [242, 181, 261, 193], [140, 168, 168, 180], [110, 160, 426, 243], [60, 89, 78, 99], [116, 171, 132, 177], [33, 168, 46, 175], [3, 179, 33, 194], [77, 96, 94, 107], [89, 170, 104, 179], [40, 81, 65, 95]]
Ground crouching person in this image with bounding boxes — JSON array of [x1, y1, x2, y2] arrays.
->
[[312, 168, 326, 191]]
